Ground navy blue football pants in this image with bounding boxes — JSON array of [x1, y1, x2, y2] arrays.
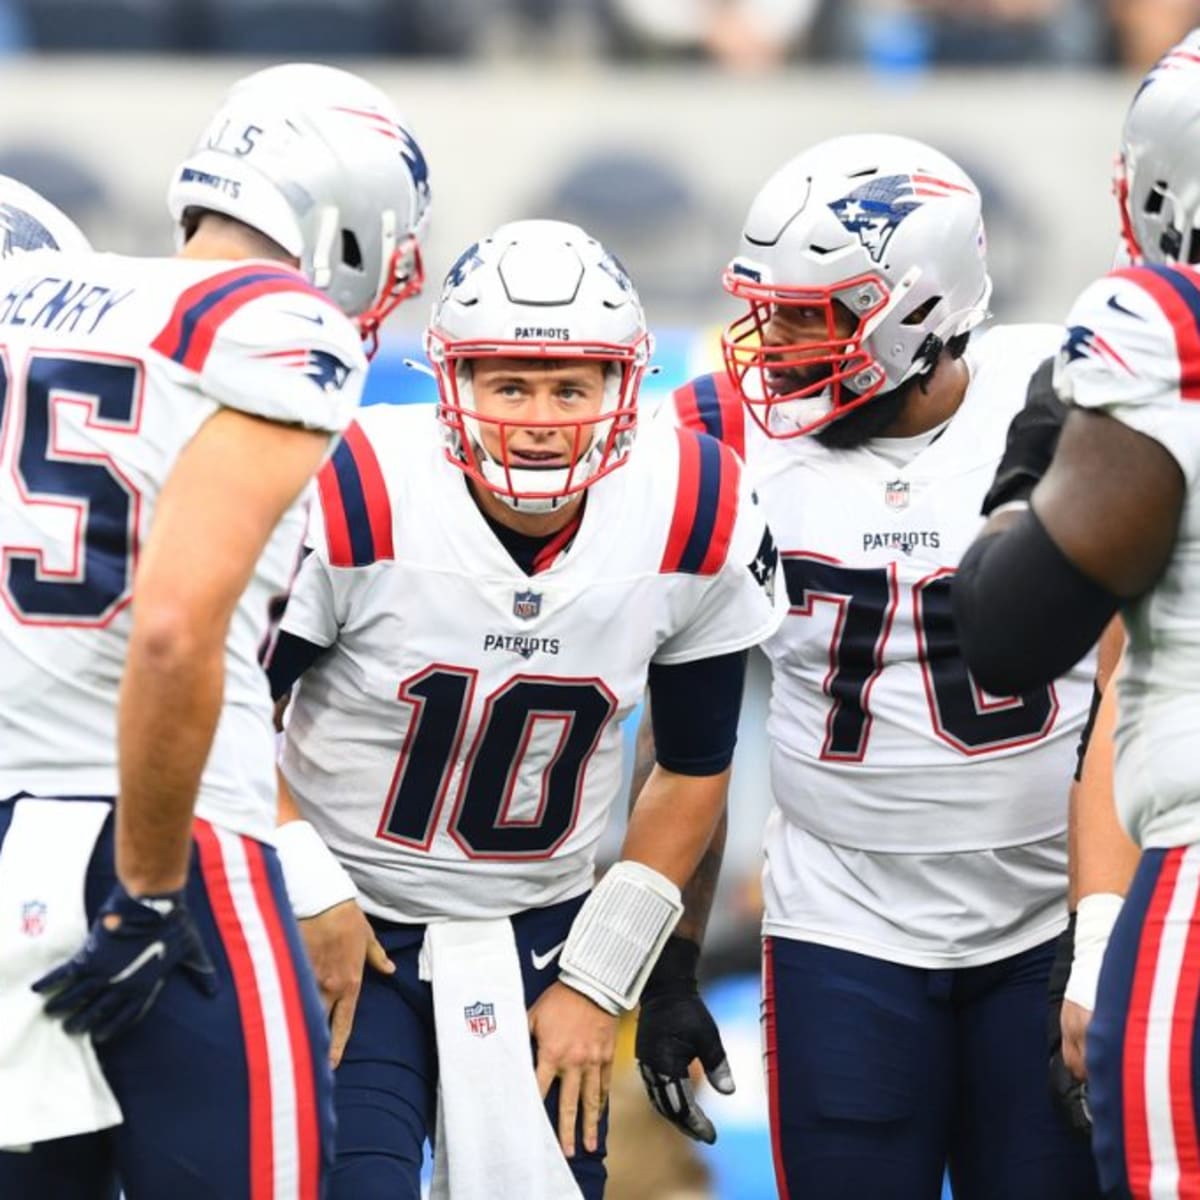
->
[[1088, 846, 1200, 1200], [763, 935, 1102, 1200], [328, 892, 608, 1200], [0, 798, 335, 1200]]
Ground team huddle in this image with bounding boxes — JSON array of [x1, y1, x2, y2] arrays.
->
[[0, 34, 1198, 1200]]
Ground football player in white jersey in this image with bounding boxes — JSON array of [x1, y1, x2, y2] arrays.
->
[[650, 134, 1102, 1199], [264, 218, 782, 1199], [0, 65, 430, 1198], [954, 35, 1200, 1198]]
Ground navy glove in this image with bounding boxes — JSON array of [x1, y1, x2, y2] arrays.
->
[[33, 882, 217, 1043], [981, 355, 1068, 517], [1047, 913, 1092, 1138], [635, 935, 734, 1144]]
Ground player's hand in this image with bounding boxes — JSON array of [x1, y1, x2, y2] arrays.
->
[[1061, 997, 1092, 1083], [635, 935, 734, 1144], [299, 898, 394, 1068], [529, 980, 618, 1159], [1046, 914, 1092, 1137], [33, 882, 217, 1043], [981, 355, 1067, 516]]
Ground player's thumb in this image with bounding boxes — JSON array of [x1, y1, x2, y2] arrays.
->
[[365, 932, 395, 976], [181, 939, 220, 997], [699, 1037, 735, 1095]]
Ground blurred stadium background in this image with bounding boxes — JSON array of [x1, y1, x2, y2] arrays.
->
[[4, 1, 1194, 1195]]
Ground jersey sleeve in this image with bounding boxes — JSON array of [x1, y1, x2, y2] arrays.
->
[[671, 372, 748, 459], [1055, 265, 1200, 485], [151, 263, 367, 434], [653, 436, 785, 664]]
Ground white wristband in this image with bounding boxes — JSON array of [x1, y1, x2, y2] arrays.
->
[[274, 820, 358, 919], [1065, 892, 1124, 1013], [558, 860, 683, 1015]]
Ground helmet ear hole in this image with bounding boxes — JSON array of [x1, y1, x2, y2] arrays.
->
[[901, 295, 941, 326], [1144, 182, 1168, 215], [341, 230, 364, 271], [1187, 230, 1200, 265]]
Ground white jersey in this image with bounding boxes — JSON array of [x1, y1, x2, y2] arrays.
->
[[0, 251, 365, 840], [1056, 264, 1200, 850], [277, 403, 782, 923], [674, 328, 1093, 968]]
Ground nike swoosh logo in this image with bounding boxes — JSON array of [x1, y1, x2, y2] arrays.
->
[[110, 940, 166, 983], [1106, 293, 1143, 320], [531, 940, 566, 972], [284, 309, 325, 326]]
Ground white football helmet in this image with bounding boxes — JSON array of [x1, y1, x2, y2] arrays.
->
[[0, 176, 90, 259], [723, 133, 992, 438], [426, 219, 652, 512], [168, 63, 430, 347], [1114, 30, 1200, 265]]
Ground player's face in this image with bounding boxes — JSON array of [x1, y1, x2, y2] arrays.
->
[[762, 300, 858, 395], [471, 358, 609, 466]]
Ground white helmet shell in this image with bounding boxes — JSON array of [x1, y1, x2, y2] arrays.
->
[[167, 63, 430, 325], [426, 219, 652, 511], [727, 134, 992, 403], [1117, 30, 1200, 265], [0, 176, 90, 258]]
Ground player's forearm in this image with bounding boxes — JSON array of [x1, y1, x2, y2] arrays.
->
[[277, 766, 303, 825], [117, 619, 227, 894], [1076, 670, 1139, 900], [621, 764, 729, 891], [628, 706, 725, 942], [675, 810, 726, 944]]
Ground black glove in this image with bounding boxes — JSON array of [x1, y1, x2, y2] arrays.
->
[[635, 935, 734, 1144], [981, 355, 1068, 517], [34, 882, 217, 1043], [1047, 913, 1092, 1138]]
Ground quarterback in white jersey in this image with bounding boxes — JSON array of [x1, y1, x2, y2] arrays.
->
[[955, 37, 1200, 1196], [0, 65, 430, 1200], [658, 135, 1102, 1200], [267, 220, 781, 1199]]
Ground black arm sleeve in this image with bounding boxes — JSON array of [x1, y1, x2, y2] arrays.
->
[[646, 650, 748, 776], [264, 630, 329, 700], [952, 508, 1119, 695]]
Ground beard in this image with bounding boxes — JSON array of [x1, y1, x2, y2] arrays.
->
[[813, 384, 910, 450]]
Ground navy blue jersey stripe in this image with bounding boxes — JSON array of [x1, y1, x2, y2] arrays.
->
[[330, 438, 375, 565], [693, 374, 723, 441], [171, 270, 294, 365], [677, 435, 724, 574]]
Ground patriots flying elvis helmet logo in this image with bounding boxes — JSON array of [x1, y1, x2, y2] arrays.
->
[[257, 347, 353, 392], [0, 203, 60, 259], [828, 173, 972, 263]]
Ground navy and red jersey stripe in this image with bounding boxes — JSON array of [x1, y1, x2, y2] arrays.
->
[[316, 422, 394, 567], [151, 263, 334, 374], [672, 372, 747, 460], [1114, 264, 1200, 400], [660, 427, 741, 576]]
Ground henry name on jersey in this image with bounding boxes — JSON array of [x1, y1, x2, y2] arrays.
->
[[0, 268, 132, 335]]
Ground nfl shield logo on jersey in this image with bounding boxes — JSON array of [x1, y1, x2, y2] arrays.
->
[[464, 1001, 497, 1038], [513, 590, 542, 621], [884, 479, 910, 510], [20, 900, 47, 937]]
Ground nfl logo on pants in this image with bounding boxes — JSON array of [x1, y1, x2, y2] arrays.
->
[[464, 1001, 497, 1038]]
